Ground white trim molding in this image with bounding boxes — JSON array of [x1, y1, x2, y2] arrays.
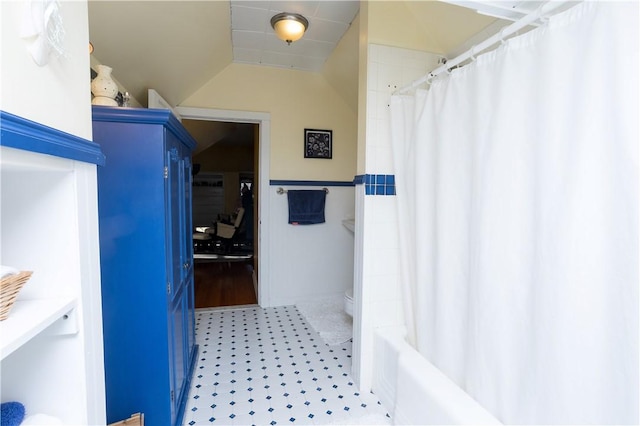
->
[[176, 106, 272, 307]]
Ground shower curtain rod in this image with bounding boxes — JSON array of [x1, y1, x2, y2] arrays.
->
[[394, 0, 575, 95]]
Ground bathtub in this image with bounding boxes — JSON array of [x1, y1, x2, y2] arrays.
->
[[372, 327, 502, 425]]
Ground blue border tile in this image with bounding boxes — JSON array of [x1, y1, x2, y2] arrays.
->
[[354, 174, 396, 196]]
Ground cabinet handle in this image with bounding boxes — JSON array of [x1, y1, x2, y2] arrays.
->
[[183, 262, 189, 269]]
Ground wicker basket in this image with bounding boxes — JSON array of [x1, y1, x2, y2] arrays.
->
[[0, 271, 33, 321]]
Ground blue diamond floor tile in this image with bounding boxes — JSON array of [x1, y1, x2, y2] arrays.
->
[[182, 305, 390, 425]]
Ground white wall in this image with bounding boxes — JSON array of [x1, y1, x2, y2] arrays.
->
[[353, 44, 440, 391], [265, 185, 355, 307], [0, 0, 92, 139], [0, 1, 105, 422]]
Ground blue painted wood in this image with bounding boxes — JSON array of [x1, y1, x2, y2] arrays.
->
[[92, 107, 197, 151], [93, 106, 197, 426], [0, 110, 105, 165]]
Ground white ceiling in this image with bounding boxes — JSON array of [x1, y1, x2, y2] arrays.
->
[[88, 1, 547, 152], [446, 1, 544, 21], [87, 1, 565, 109], [230, 1, 359, 72], [228, 1, 544, 72], [88, 1, 519, 108]]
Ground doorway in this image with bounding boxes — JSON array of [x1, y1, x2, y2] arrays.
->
[[177, 106, 271, 309], [186, 120, 256, 308]]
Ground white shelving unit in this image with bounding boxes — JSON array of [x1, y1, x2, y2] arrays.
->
[[0, 113, 106, 424], [0, 297, 77, 359]]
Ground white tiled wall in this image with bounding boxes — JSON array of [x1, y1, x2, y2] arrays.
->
[[362, 195, 402, 328], [365, 45, 441, 174], [354, 44, 440, 392], [267, 185, 355, 307]]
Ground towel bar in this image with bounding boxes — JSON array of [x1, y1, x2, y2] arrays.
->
[[277, 187, 329, 195]]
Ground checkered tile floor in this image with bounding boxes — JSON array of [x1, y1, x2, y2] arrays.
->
[[182, 305, 390, 425]]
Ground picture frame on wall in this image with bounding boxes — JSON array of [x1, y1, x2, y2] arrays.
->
[[304, 129, 332, 159]]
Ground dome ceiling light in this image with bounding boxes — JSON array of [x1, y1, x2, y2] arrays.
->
[[270, 12, 309, 45]]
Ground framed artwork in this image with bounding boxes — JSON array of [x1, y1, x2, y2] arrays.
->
[[304, 129, 332, 159]]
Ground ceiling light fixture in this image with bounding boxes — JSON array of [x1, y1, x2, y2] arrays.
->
[[270, 12, 309, 45]]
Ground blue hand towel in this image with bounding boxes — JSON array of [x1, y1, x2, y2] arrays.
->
[[287, 190, 326, 225], [1, 402, 25, 426]]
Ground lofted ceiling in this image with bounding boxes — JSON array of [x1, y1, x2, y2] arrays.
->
[[230, 1, 360, 72], [87, 1, 525, 108], [88, 1, 542, 152], [182, 119, 256, 156], [89, 1, 232, 109]]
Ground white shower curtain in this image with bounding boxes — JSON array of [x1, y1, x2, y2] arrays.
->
[[390, 2, 638, 424]]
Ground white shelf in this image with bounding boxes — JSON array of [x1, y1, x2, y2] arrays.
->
[[0, 110, 106, 423], [0, 297, 77, 360]]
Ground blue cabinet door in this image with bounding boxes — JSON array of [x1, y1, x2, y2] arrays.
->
[[182, 159, 194, 282], [170, 284, 186, 421], [93, 107, 197, 426], [165, 132, 198, 424], [166, 143, 182, 298]]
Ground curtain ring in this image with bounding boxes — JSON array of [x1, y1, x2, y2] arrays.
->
[[469, 46, 477, 62], [534, 2, 546, 22], [499, 28, 508, 45]]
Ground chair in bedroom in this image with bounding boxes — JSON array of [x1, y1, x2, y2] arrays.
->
[[193, 207, 245, 252], [215, 207, 245, 239]]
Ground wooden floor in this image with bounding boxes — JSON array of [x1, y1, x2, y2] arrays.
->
[[194, 260, 257, 308]]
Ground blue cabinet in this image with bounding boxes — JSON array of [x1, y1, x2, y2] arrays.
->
[[92, 107, 198, 426]]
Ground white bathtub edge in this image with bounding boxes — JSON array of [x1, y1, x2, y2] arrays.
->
[[396, 348, 502, 425], [372, 326, 408, 418], [372, 326, 503, 426]]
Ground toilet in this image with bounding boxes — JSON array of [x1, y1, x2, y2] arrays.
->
[[344, 288, 354, 317]]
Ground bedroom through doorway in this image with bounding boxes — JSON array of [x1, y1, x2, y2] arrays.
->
[[183, 118, 259, 308]]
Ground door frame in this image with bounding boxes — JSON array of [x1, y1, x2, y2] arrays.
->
[[176, 106, 271, 307]]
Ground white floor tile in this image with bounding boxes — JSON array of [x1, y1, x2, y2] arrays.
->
[[185, 306, 390, 425]]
